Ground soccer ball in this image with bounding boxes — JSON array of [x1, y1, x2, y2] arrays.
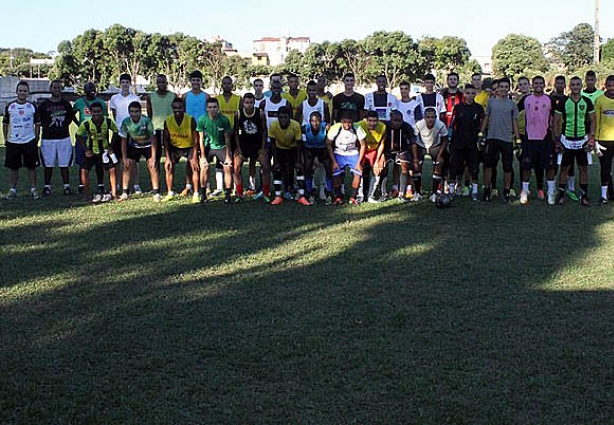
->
[[436, 193, 452, 209]]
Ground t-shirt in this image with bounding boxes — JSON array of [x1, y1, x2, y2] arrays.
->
[[413, 92, 445, 121], [396, 98, 418, 127], [441, 89, 465, 127], [269, 120, 302, 149], [3, 100, 40, 144], [73, 97, 108, 125], [303, 123, 327, 149], [121, 115, 154, 148], [364, 92, 398, 121], [238, 107, 265, 148], [384, 123, 414, 152], [110, 92, 140, 137], [216, 93, 241, 128], [184, 91, 207, 122], [165, 114, 195, 149], [451, 102, 484, 149], [327, 123, 359, 156], [595, 95, 614, 142], [301, 98, 325, 127], [475, 91, 490, 109], [76, 118, 118, 154], [486, 97, 519, 143], [550, 93, 567, 135], [582, 89, 605, 105], [197, 114, 232, 150], [149, 91, 175, 131], [317, 94, 334, 123], [37, 98, 74, 140], [332, 92, 365, 123], [356, 120, 386, 150], [414, 119, 447, 149], [555, 95, 595, 139], [282, 90, 308, 114], [518, 94, 554, 141]]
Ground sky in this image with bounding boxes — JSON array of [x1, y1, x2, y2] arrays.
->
[[1, 0, 611, 59]]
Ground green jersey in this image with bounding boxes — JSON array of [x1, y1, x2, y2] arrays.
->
[[73, 97, 108, 124], [196, 114, 232, 150], [555, 95, 595, 139], [582, 89, 604, 105], [76, 117, 119, 154], [121, 115, 154, 147]]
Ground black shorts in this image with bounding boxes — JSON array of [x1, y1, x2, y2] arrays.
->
[[169, 145, 195, 164], [82, 153, 116, 171], [484, 139, 513, 172], [239, 143, 260, 160], [4, 140, 39, 170], [451, 146, 479, 178], [303, 147, 331, 176], [561, 147, 589, 168], [127, 145, 153, 162], [416, 145, 444, 164], [204, 147, 228, 164], [110, 133, 122, 155], [384, 150, 412, 165], [520, 138, 554, 171]]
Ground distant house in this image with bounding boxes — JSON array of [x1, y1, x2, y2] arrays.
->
[[252, 36, 311, 66]]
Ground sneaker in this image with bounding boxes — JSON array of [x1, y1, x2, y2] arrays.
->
[[210, 189, 223, 197], [297, 196, 311, 206], [133, 185, 143, 196], [92, 193, 102, 203], [223, 196, 232, 204], [580, 195, 591, 207], [271, 196, 284, 205], [262, 195, 271, 204], [566, 189, 579, 202], [599, 197, 608, 205], [491, 188, 499, 198], [31, 190, 40, 200], [245, 189, 255, 197], [179, 187, 193, 197], [284, 192, 293, 201], [191, 193, 200, 204], [42, 187, 52, 197], [461, 186, 471, 197], [397, 196, 409, 204], [153, 193, 162, 202], [118, 192, 129, 201], [503, 193, 512, 204], [411, 193, 423, 202], [101, 194, 113, 203], [332, 196, 343, 206], [405, 187, 414, 199], [519, 190, 529, 205], [389, 189, 399, 198], [429, 193, 437, 203], [162, 193, 175, 202], [234, 196, 244, 204], [547, 192, 556, 206], [509, 188, 517, 198], [536, 189, 545, 200], [324, 195, 332, 206], [6, 189, 17, 200], [348, 197, 359, 205], [378, 195, 389, 203], [367, 196, 379, 204]]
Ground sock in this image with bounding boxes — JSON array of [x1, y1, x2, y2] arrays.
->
[[216, 170, 223, 191], [31, 187, 37, 193], [522, 182, 530, 193], [224, 188, 231, 199], [44, 184, 51, 189], [152, 188, 160, 195], [186, 183, 193, 191], [472, 183, 478, 194], [449, 183, 456, 195], [568, 177, 575, 192], [97, 184, 105, 194], [273, 180, 282, 197], [381, 177, 388, 195], [263, 184, 270, 196], [399, 173, 408, 197], [236, 183, 243, 197], [249, 175, 256, 191], [63, 183, 70, 189], [602, 186, 608, 199], [297, 175, 305, 196], [413, 175, 422, 194], [432, 175, 442, 194], [122, 188, 129, 195], [547, 180, 555, 194], [305, 178, 313, 194], [9, 187, 16, 193], [326, 177, 333, 193], [559, 183, 567, 196]]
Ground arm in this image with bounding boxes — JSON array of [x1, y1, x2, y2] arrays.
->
[[323, 103, 331, 129], [259, 111, 268, 152], [326, 137, 338, 171], [374, 134, 386, 176], [146, 95, 153, 118], [295, 102, 303, 127]]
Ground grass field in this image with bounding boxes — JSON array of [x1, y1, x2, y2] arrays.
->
[[1, 146, 614, 425]]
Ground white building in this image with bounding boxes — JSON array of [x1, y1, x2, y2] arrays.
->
[[252, 36, 311, 66]]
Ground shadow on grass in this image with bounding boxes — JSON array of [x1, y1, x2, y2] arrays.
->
[[2, 158, 614, 424]]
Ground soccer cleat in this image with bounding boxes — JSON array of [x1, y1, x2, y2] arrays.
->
[[389, 189, 399, 199], [461, 186, 471, 197], [162, 193, 175, 202], [580, 195, 591, 207], [519, 190, 529, 205], [411, 193, 423, 202], [245, 189, 255, 197], [133, 185, 143, 196], [253, 191, 264, 200], [332, 196, 343, 206], [262, 195, 271, 203], [179, 187, 193, 197], [397, 196, 409, 204], [234, 196, 244, 204], [348, 197, 359, 205], [599, 197, 608, 205], [491, 188, 499, 198], [223, 196, 232, 204], [42, 187, 52, 197], [566, 189, 579, 202], [31, 190, 40, 200], [271, 196, 284, 205], [153, 193, 162, 202], [429, 193, 437, 203], [547, 192, 556, 206], [536, 189, 545, 200], [503, 194, 512, 204], [6, 189, 17, 200], [92, 194, 102, 203], [297, 196, 311, 206], [118, 193, 129, 201], [378, 195, 389, 203], [367, 196, 379, 204], [191, 193, 200, 204], [210, 189, 222, 197], [509, 188, 517, 198], [101, 194, 113, 203], [284, 192, 293, 201]]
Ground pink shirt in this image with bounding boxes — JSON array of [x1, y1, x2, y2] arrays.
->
[[521, 94, 553, 140]]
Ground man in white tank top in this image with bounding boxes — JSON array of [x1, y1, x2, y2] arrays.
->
[[296, 80, 330, 128], [259, 80, 290, 134]]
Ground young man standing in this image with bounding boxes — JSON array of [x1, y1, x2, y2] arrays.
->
[[268, 106, 309, 206], [316, 75, 334, 122], [472, 73, 490, 109], [38, 80, 75, 196], [75, 102, 118, 202], [582, 70, 604, 104], [412, 107, 449, 202], [357, 111, 387, 202], [550, 75, 577, 200], [217, 75, 242, 197], [441, 72, 465, 131], [553, 76, 595, 206], [196, 98, 233, 204], [73, 82, 108, 194], [303, 111, 333, 204], [517, 76, 556, 205], [414, 73, 445, 122], [282, 74, 308, 115], [3, 81, 40, 199], [163, 97, 199, 201], [364, 75, 398, 123], [119, 101, 160, 202], [332, 73, 365, 123], [182, 70, 209, 197], [594, 75, 614, 203], [479, 78, 521, 203], [296, 80, 330, 127], [397, 81, 418, 127], [146, 74, 174, 171], [449, 84, 484, 201]]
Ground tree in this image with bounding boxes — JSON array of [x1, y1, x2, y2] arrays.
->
[[601, 38, 614, 62], [336, 39, 370, 85], [492, 34, 547, 79], [547, 23, 595, 71], [281, 49, 304, 76]]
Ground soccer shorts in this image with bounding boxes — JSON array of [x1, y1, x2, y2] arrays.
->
[[520, 138, 553, 171], [82, 153, 116, 171], [4, 140, 39, 170], [333, 153, 360, 176], [40, 137, 73, 168], [127, 145, 153, 162], [362, 148, 378, 167], [168, 145, 195, 164], [484, 139, 513, 172]]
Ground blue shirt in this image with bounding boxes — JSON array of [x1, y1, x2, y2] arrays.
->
[[184, 91, 206, 121], [303, 123, 327, 149]]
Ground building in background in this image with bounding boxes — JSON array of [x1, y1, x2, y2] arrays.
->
[[252, 36, 311, 66]]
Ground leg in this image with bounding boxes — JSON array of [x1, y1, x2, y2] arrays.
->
[[234, 152, 244, 198]]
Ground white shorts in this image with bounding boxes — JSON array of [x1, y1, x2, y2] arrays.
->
[[40, 137, 73, 167]]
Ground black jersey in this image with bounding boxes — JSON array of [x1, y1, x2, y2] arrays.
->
[[385, 122, 414, 153], [451, 102, 484, 149], [238, 107, 264, 147]]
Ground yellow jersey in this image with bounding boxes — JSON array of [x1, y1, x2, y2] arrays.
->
[[282, 90, 308, 115], [596, 94, 614, 142], [165, 113, 195, 149], [357, 120, 386, 150], [269, 120, 302, 149], [216, 93, 241, 129], [475, 90, 489, 109]]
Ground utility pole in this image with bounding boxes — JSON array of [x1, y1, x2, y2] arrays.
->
[[594, 0, 600, 64]]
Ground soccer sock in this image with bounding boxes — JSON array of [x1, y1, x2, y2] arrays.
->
[[399, 173, 408, 197], [249, 175, 256, 191], [263, 184, 270, 196], [273, 180, 283, 197], [97, 184, 105, 194], [547, 180, 555, 194], [326, 177, 333, 193], [568, 176, 575, 192], [413, 174, 422, 194], [44, 184, 51, 189], [122, 188, 129, 195], [305, 177, 313, 194], [216, 170, 223, 191], [602, 186, 608, 199], [449, 183, 456, 195], [63, 183, 70, 189], [381, 177, 388, 196], [432, 175, 442, 194], [559, 183, 567, 197], [236, 183, 243, 197], [368, 176, 380, 198], [522, 182, 530, 193], [30, 187, 37, 193], [580, 184, 588, 197], [224, 188, 231, 199], [186, 183, 193, 191], [297, 175, 305, 196], [152, 188, 159, 195], [472, 183, 478, 194]]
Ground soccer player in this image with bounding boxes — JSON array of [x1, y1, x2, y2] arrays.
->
[[217, 75, 242, 196], [182, 70, 209, 197], [553, 76, 595, 206], [263, 73, 284, 98], [316, 75, 334, 121], [517, 76, 556, 205], [480, 78, 521, 203], [163, 97, 199, 201], [332, 73, 365, 123], [514, 76, 531, 102], [594, 74, 614, 203], [376, 110, 414, 203], [146, 74, 174, 172], [282, 74, 308, 114], [3, 81, 40, 199], [357, 111, 387, 202], [397, 81, 418, 127], [472, 73, 489, 109], [110, 73, 141, 193], [119, 101, 160, 202], [303, 111, 332, 203], [412, 107, 448, 202], [413, 73, 445, 122], [441, 72, 464, 131], [296, 80, 330, 127], [550, 75, 577, 199], [449, 84, 484, 201], [197, 97, 233, 204], [253, 78, 266, 105], [364, 75, 398, 122], [73, 82, 108, 194], [327, 111, 364, 205], [260, 80, 291, 131], [268, 106, 309, 205], [582, 70, 604, 104], [236, 92, 270, 202], [75, 102, 118, 202], [38, 80, 75, 196], [248, 78, 267, 192]]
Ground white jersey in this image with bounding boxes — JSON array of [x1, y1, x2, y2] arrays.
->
[[3, 101, 39, 144], [260, 97, 289, 131], [414, 119, 448, 149], [327, 123, 359, 156], [396, 98, 418, 127], [414, 92, 445, 121], [364, 92, 398, 121], [110, 92, 140, 137], [301, 98, 325, 127]]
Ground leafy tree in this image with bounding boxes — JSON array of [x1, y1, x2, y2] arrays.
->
[[492, 34, 547, 80], [601, 38, 614, 62], [547, 23, 595, 71], [336, 39, 370, 85], [282, 49, 304, 76]]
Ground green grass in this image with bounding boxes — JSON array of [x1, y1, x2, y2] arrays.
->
[[1, 151, 614, 425]]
